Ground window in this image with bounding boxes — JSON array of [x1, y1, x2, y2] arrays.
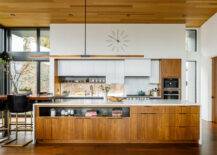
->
[[0, 28, 5, 94], [0, 28, 4, 52], [186, 29, 197, 52], [40, 62, 50, 93], [10, 29, 37, 52], [40, 29, 50, 51], [9, 28, 50, 52], [10, 61, 37, 94], [8, 28, 50, 94]]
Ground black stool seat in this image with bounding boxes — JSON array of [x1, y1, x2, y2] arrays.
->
[[7, 95, 29, 113], [0, 100, 7, 111]]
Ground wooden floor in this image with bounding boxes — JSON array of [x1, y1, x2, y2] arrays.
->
[[0, 121, 216, 155]]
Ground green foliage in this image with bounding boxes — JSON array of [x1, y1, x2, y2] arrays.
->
[[0, 58, 7, 65]]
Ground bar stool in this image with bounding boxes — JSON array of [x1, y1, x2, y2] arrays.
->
[[0, 100, 9, 143], [2, 95, 32, 147]]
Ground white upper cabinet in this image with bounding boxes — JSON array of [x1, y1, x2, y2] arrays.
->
[[124, 59, 151, 76], [106, 60, 125, 84], [149, 60, 160, 84], [58, 60, 83, 76], [58, 60, 124, 84], [92, 61, 107, 76]]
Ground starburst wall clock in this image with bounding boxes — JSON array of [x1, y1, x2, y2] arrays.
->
[[106, 29, 130, 52]]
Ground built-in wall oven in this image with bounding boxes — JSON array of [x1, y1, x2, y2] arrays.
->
[[163, 78, 180, 99]]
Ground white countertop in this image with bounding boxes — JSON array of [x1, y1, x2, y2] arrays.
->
[[34, 99, 200, 107]]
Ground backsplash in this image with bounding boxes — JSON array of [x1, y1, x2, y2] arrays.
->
[[124, 77, 158, 95], [61, 83, 124, 97]]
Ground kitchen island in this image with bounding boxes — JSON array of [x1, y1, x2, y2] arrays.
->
[[33, 99, 200, 144]]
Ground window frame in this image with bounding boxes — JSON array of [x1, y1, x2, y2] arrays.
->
[[6, 27, 50, 94], [186, 29, 197, 52]]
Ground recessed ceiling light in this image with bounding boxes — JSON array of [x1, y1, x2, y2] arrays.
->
[[10, 13, 16, 16], [126, 14, 130, 17]]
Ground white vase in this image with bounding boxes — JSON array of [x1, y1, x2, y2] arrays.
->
[[103, 93, 108, 103]]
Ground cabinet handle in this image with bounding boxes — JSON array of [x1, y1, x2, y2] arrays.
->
[[179, 113, 187, 114], [107, 117, 123, 119], [178, 126, 188, 128], [141, 113, 156, 114]]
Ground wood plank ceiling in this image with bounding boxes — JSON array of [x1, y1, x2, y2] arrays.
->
[[0, 0, 217, 27]]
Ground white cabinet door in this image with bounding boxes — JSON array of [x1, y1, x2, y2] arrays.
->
[[106, 60, 125, 84], [83, 61, 94, 76], [106, 61, 116, 84], [115, 61, 125, 84], [93, 60, 107, 76], [149, 60, 160, 84], [58, 60, 92, 76], [125, 59, 151, 76], [58, 60, 80, 76]]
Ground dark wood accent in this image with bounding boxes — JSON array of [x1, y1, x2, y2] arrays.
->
[[212, 57, 217, 123], [35, 105, 200, 144]]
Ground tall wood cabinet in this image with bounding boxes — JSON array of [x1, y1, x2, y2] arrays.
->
[[160, 59, 181, 78]]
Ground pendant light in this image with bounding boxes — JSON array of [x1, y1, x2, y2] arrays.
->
[[84, 0, 87, 56]]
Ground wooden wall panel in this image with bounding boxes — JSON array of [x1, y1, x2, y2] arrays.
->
[[0, 0, 217, 27]]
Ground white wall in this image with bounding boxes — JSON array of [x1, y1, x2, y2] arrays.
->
[[200, 13, 217, 121], [50, 24, 85, 54], [50, 24, 186, 58]]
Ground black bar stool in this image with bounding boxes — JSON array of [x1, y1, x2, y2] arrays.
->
[[3, 95, 32, 147], [0, 100, 9, 143]]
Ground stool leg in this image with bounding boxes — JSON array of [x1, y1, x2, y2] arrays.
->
[[15, 114, 18, 139], [24, 112, 27, 130], [1, 111, 4, 126], [8, 113, 11, 135], [30, 112, 33, 129]]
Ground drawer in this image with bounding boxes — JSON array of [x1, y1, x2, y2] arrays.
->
[[138, 106, 162, 114], [174, 114, 199, 127], [175, 106, 200, 114], [169, 127, 199, 141]]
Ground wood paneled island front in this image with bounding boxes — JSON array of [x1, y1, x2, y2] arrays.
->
[[33, 100, 200, 144]]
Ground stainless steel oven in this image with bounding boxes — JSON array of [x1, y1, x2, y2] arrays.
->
[[163, 78, 179, 88], [163, 78, 180, 99]]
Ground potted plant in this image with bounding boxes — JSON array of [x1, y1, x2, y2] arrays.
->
[[0, 51, 30, 94]]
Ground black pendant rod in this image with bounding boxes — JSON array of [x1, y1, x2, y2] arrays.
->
[[84, 0, 87, 55]]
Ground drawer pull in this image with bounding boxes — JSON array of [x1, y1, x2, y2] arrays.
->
[[141, 113, 157, 114], [179, 113, 187, 114], [178, 126, 188, 128]]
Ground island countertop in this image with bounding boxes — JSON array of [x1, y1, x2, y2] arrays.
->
[[34, 99, 200, 107]]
